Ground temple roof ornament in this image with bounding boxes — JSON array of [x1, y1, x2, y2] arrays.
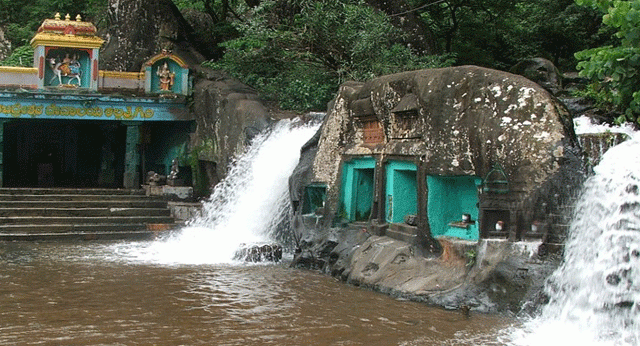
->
[[143, 49, 189, 69], [30, 13, 104, 49]]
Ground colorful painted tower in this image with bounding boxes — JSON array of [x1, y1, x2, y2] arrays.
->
[[30, 13, 104, 90]]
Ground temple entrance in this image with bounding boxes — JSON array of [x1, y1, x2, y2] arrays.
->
[[341, 157, 376, 222], [2, 120, 127, 188]]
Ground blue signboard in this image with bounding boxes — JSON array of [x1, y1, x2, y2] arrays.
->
[[0, 92, 192, 122]]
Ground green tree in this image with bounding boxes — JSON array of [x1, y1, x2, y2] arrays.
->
[[0, 0, 107, 67], [413, 0, 601, 70], [1, 45, 34, 67], [575, 0, 640, 124], [0, 0, 107, 47], [208, 0, 453, 111]]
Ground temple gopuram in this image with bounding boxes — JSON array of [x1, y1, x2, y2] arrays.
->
[[0, 14, 193, 189]]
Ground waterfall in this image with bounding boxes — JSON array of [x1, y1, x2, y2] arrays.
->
[[112, 118, 321, 265], [509, 133, 640, 346]]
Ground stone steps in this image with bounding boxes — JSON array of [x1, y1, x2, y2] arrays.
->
[[0, 231, 155, 241], [0, 188, 177, 241], [0, 207, 171, 217], [386, 223, 418, 244], [0, 194, 158, 201], [0, 200, 169, 208], [0, 188, 146, 195], [0, 216, 175, 225]]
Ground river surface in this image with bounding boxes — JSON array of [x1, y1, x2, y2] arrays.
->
[[0, 241, 512, 346]]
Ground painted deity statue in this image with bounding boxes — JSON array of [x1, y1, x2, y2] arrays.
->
[[49, 53, 81, 86], [157, 62, 175, 91]]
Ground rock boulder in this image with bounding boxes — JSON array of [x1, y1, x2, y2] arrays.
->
[[100, 0, 206, 71], [191, 69, 270, 187], [290, 65, 585, 313]]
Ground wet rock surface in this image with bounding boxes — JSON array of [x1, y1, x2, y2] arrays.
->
[[510, 58, 563, 95], [191, 69, 271, 185], [234, 243, 283, 263], [292, 226, 561, 314]]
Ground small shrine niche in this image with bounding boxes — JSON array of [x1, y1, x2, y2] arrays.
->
[[30, 13, 104, 90], [143, 51, 190, 95], [44, 48, 91, 87]]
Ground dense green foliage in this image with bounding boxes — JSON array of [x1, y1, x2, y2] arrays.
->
[[0, 0, 630, 118], [0, 0, 106, 46], [574, 0, 640, 124], [1, 45, 34, 67], [206, 0, 453, 110], [204, 0, 604, 111], [416, 0, 604, 70]]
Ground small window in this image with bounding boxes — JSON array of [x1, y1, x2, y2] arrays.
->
[[362, 118, 384, 145]]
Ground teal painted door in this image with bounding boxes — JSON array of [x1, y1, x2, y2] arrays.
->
[[353, 168, 374, 221], [385, 161, 417, 223], [340, 157, 376, 221]]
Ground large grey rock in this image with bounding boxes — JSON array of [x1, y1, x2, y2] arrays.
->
[[191, 69, 270, 184], [290, 65, 584, 313], [101, 0, 206, 71], [510, 58, 563, 95], [292, 227, 559, 313], [309, 66, 583, 241]]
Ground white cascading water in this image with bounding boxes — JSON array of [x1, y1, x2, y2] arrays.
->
[[112, 118, 320, 265], [509, 123, 640, 345]]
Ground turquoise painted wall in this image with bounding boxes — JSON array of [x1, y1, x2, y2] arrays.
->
[[385, 161, 417, 223], [341, 157, 375, 221], [354, 168, 375, 220], [427, 176, 482, 240]]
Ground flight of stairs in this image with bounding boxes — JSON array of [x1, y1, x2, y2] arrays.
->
[[0, 188, 177, 241]]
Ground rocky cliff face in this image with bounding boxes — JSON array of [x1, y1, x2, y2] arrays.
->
[[101, 0, 206, 71], [191, 69, 271, 187]]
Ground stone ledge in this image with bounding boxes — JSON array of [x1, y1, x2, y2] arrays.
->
[[167, 201, 202, 221], [143, 185, 194, 201], [386, 223, 418, 244]]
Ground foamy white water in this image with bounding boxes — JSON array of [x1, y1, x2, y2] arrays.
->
[[507, 133, 640, 346], [112, 118, 320, 265], [573, 115, 636, 137]]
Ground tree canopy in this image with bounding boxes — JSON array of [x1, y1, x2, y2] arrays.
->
[[574, 0, 640, 124], [0, 0, 624, 117]]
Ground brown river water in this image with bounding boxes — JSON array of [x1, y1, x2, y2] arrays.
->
[[0, 241, 514, 346]]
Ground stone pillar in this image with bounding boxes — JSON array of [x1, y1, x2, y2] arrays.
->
[[123, 122, 141, 189]]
